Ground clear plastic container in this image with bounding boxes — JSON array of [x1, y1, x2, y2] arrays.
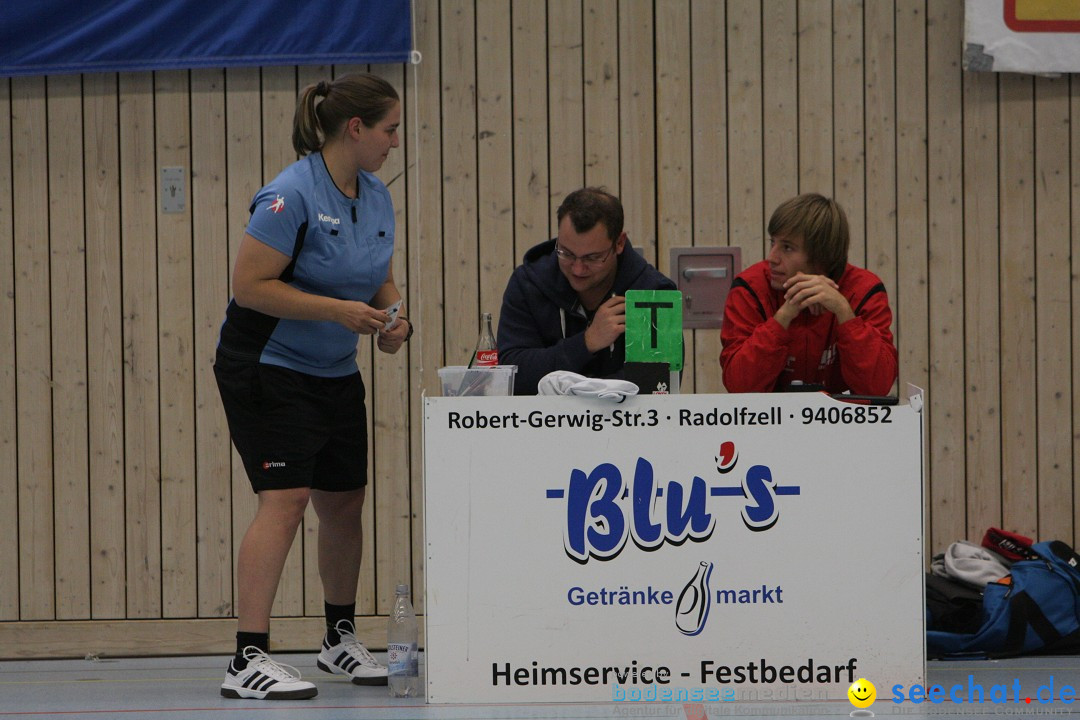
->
[[437, 365, 518, 396]]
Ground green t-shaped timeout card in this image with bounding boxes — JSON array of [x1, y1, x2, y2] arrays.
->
[[624, 289, 683, 371]]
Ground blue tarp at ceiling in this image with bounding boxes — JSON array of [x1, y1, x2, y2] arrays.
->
[[0, 0, 413, 77]]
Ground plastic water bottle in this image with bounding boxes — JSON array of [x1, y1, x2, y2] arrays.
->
[[387, 583, 419, 697], [470, 312, 498, 367]]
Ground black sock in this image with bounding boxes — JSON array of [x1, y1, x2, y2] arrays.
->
[[325, 602, 356, 645], [234, 631, 269, 670]]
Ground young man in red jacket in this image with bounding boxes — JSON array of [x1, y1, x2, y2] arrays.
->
[[720, 193, 897, 396]]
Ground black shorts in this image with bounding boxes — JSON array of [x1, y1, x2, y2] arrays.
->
[[213, 348, 368, 493]]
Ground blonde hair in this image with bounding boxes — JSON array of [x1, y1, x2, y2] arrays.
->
[[767, 193, 850, 280], [292, 73, 399, 156]]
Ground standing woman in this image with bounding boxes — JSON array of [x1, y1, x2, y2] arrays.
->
[[215, 73, 411, 700]]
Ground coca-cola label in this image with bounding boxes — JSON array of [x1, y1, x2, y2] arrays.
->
[[475, 350, 499, 366]]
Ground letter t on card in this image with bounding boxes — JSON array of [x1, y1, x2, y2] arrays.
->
[[625, 289, 683, 371]]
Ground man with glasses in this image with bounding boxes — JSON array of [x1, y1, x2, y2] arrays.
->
[[497, 187, 676, 395]]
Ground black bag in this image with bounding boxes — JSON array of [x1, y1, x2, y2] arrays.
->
[[925, 573, 983, 634]]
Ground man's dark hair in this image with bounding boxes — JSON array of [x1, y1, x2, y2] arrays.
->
[[556, 187, 624, 242]]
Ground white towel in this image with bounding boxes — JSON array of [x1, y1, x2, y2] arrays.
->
[[537, 371, 639, 402], [937, 540, 1011, 588]]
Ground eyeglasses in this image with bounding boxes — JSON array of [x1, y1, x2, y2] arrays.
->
[[554, 244, 615, 267]]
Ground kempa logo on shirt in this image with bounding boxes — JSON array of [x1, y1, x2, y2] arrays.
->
[[262, 461, 286, 470], [318, 212, 341, 225], [268, 195, 285, 213]]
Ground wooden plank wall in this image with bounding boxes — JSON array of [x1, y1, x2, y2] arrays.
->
[[1, 0, 1078, 658]]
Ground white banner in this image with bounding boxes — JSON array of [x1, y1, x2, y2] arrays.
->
[[965, 0, 1080, 73], [424, 392, 925, 704]]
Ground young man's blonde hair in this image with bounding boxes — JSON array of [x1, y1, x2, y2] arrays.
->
[[767, 193, 850, 281]]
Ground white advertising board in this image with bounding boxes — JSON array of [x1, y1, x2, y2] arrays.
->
[[424, 392, 925, 704]]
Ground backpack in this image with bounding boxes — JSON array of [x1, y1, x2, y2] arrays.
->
[[927, 540, 1080, 658]]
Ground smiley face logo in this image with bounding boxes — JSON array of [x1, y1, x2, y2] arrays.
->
[[848, 678, 876, 709]]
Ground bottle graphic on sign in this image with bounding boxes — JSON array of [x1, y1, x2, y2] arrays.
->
[[470, 312, 498, 367], [675, 561, 713, 636]]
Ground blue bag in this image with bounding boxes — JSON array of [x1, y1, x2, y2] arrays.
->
[[927, 540, 1080, 658]]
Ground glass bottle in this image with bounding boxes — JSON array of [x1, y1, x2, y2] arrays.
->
[[470, 312, 498, 367]]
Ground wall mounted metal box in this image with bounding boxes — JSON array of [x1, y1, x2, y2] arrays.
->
[[669, 246, 742, 329]]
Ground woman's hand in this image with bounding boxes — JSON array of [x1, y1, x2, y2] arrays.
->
[[377, 318, 409, 353], [336, 301, 391, 335]]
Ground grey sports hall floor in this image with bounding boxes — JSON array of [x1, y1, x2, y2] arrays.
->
[[3, 653, 1080, 719]]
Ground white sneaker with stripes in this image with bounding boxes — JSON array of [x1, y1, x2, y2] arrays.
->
[[316, 619, 388, 686], [221, 646, 318, 700]]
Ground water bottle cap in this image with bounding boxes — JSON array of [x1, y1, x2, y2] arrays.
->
[[395, 583, 409, 594]]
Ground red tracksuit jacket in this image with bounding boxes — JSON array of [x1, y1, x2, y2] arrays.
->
[[720, 261, 898, 395]]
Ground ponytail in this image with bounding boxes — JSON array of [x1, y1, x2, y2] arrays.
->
[[291, 74, 399, 156], [291, 81, 329, 155]]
